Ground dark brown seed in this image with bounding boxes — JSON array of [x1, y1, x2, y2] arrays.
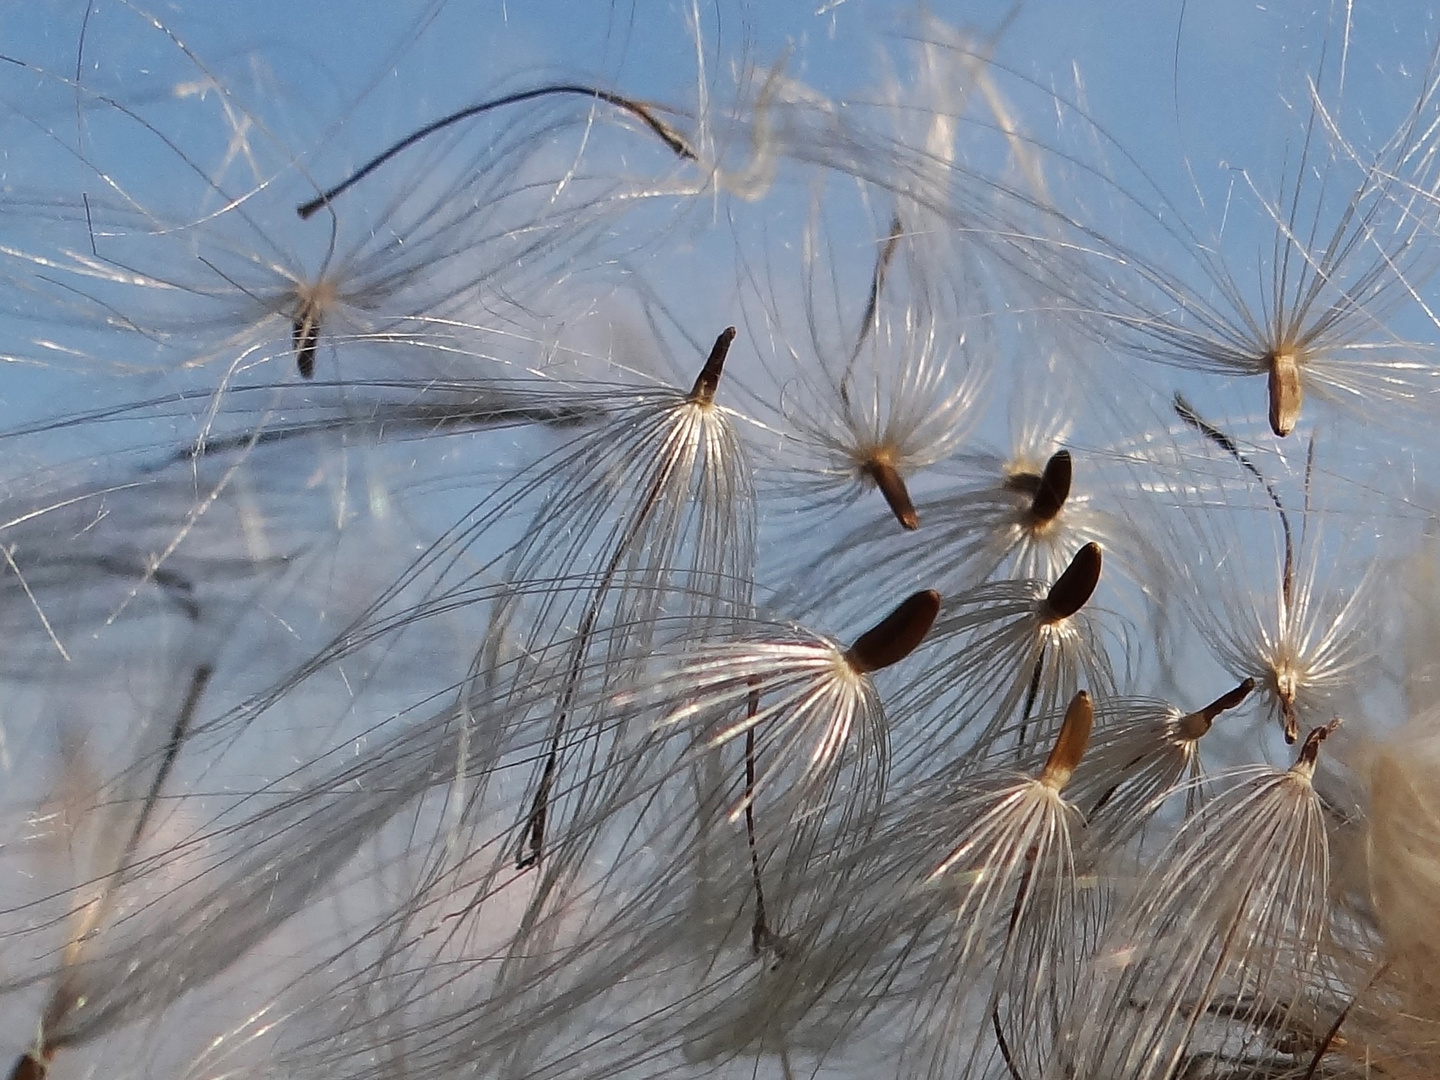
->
[[1027, 449, 1072, 523], [292, 304, 320, 380], [866, 460, 919, 530], [1178, 677, 1257, 739], [1040, 690, 1093, 790], [845, 589, 942, 674], [688, 327, 736, 405], [1041, 542, 1102, 622]]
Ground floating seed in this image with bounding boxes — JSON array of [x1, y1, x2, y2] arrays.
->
[[1177, 677, 1257, 740], [844, 589, 941, 674], [1040, 690, 1093, 791], [688, 327, 736, 406], [1266, 348, 1304, 438], [865, 458, 920, 530], [1041, 542, 1102, 622]]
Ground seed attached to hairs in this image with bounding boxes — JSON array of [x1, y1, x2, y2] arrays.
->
[[1266, 348, 1304, 437], [1177, 677, 1257, 740], [292, 301, 321, 379], [1029, 449, 1072, 523], [1006, 449, 1073, 525], [1040, 542, 1102, 622], [1040, 690, 1094, 791], [865, 458, 920, 530], [688, 327, 736, 406], [1293, 717, 1342, 775], [844, 589, 942, 674]]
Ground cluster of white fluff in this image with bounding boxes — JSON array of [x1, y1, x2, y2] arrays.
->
[[1, 3, 1439, 1079]]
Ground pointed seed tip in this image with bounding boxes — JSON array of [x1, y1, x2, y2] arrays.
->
[[867, 461, 919, 530], [1041, 689, 1094, 790], [1295, 717, 1342, 772], [688, 327, 736, 404], [844, 588, 941, 674]]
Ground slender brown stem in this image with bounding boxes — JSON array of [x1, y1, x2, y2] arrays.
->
[[298, 84, 694, 219], [742, 682, 781, 957], [1174, 394, 1295, 611], [992, 838, 1043, 1080], [842, 213, 905, 398], [1302, 962, 1387, 1080]]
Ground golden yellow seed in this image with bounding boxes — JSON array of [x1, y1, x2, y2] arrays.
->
[[1266, 348, 1303, 438], [1040, 690, 1094, 791]]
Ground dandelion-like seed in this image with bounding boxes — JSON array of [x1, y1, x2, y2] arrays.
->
[[828, 691, 1098, 1080], [1081, 678, 1256, 837], [896, 541, 1110, 768], [1173, 399, 1374, 743], [1020, 51, 1440, 436], [1056, 720, 1340, 1080], [760, 205, 987, 534]]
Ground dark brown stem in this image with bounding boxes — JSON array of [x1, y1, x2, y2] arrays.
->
[[743, 682, 782, 957], [1303, 962, 1387, 1080], [519, 332, 731, 868], [299, 84, 694, 219]]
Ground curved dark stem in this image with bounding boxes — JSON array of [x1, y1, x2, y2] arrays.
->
[[1018, 648, 1045, 746], [298, 84, 694, 219], [1303, 961, 1387, 1079], [842, 212, 905, 405], [992, 1008, 1024, 1080], [1174, 393, 1294, 609], [743, 682, 780, 956], [992, 847, 1039, 1080], [122, 664, 212, 861]]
